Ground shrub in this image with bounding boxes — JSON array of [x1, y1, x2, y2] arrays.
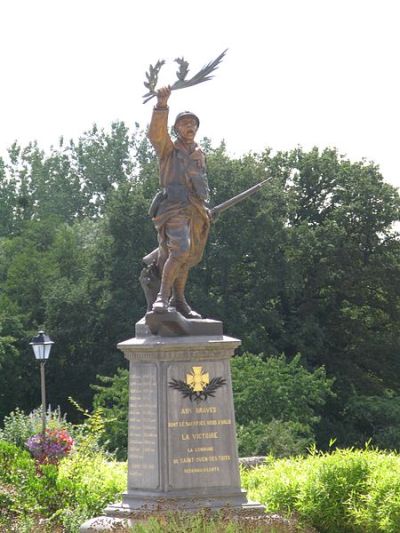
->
[[54, 450, 127, 529], [241, 455, 309, 515], [0, 402, 125, 532], [0, 437, 126, 532], [232, 353, 333, 456], [297, 449, 370, 532], [242, 448, 400, 533], [92, 368, 129, 460], [350, 452, 400, 533], [68, 397, 109, 455], [0, 439, 37, 486], [0, 406, 72, 448], [237, 419, 314, 458], [0, 440, 44, 525]]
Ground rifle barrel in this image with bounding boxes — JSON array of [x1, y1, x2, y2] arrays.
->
[[210, 177, 272, 217]]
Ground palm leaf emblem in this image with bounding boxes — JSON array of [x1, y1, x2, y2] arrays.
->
[[169, 366, 226, 402], [143, 50, 228, 104]]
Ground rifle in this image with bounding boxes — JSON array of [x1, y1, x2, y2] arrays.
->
[[142, 177, 272, 267], [209, 177, 272, 218]]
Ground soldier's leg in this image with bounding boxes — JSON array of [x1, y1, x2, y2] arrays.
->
[[169, 209, 207, 318], [170, 266, 202, 319], [152, 215, 190, 313], [152, 256, 182, 312]]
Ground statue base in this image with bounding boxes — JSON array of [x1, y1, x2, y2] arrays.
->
[[143, 311, 223, 337], [80, 323, 265, 532]]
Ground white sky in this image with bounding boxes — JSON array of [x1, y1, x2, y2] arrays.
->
[[1, 0, 399, 189]]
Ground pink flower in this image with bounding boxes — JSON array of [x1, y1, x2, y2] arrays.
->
[[26, 428, 74, 464]]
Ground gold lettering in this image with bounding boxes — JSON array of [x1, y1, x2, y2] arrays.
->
[[181, 433, 190, 441], [173, 457, 195, 464], [183, 466, 220, 474], [191, 432, 219, 440], [168, 419, 232, 428], [207, 454, 231, 462], [195, 406, 217, 414], [181, 408, 192, 415]]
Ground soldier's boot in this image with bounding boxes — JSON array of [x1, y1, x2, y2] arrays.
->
[[170, 267, 202, 319], [152, 257, 180, 313]]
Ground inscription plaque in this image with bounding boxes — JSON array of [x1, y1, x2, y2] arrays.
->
[[127, 363, 159, 489], [167, 359, 240, 490]]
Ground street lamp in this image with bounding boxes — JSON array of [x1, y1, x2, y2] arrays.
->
[[30, 330, 54, 435]]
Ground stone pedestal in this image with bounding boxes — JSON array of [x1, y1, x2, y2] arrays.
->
[[80, 321, 264, 531]]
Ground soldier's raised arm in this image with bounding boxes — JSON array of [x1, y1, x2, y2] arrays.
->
[[147, 86, 174, 159]]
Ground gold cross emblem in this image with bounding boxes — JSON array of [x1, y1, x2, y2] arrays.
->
[[186, 366, 209, 392]]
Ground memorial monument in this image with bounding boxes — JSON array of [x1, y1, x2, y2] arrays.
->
[[80, 52, 266, 532]]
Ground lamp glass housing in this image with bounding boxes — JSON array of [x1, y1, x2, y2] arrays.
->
[[30, 331, 54, 361]]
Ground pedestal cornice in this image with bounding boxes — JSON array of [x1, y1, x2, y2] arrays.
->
[[118, 335, 241, 362]]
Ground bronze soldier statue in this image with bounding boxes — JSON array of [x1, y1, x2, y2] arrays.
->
[[144, 86, 211, 319], [140, 52, 269, 327]]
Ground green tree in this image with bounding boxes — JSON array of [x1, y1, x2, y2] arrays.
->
[[232, 353, 333, 428], [72, 122, 135, 217], [0, 127, 399, 453]]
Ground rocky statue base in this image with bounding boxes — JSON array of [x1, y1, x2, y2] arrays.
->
[[80, 316, 265, 531]]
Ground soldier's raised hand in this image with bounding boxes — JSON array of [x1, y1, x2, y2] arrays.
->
[[156, 86, 171, 108]]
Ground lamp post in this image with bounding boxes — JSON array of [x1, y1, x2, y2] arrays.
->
[[30, 330, 54, 435]]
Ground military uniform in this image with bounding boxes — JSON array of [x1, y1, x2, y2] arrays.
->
[[146, 106, 210, 316]]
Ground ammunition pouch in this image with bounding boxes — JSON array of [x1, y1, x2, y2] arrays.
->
[[148, 190, 166, 217]]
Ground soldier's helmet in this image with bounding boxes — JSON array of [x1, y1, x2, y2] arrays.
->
[[174, 111, 200, 135]]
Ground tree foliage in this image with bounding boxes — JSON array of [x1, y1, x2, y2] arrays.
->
[[232, 354, 333, 428], [0, 122, 399, 451]]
